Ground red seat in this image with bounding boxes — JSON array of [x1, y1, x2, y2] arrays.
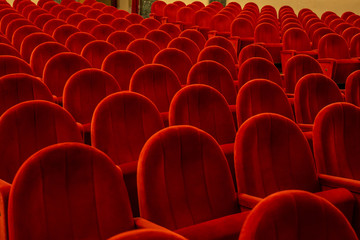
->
[[145, 29, 172, 49], [179, 29, 206, 49], [86, 9, 102, 19], [176, 6, 195, 30], [254, 22, 282, 64], [33, 13, 55, 29], [81, 40, 116, 69], [167, 36, 200, 64], [102, 50, 144, 90], [345, 70, 360, 106], [238, 44, 273, 66], [30, 41, 69, 77], [112, 9, 129, 18], [0, 43, 21, 58], [42, 18, 66, 36], [5, 18, 32, 42], [342, 27, 360, 45], [66, 13, 86, 26], [96, 13, 116, 24], [205, 36, 237, 63], [138, 125, 250, 240], [125, 24, 149, 39], [140, 18, 161, 30], [350, 33, 360, 57], [0, 55, 33, 77], [107, 31, 135, 50], [239, 190, 358, 240], [193, 10, 212, 39], [125, 13, 144, 24], [126, 38, 160, 64], [65, 31, 96, 54], [150, 0, 166, 22], [52, 24, 80, 44], [12, 25, 42, 50], [92, 91, 164, 216], [162, 3, 179, 23], [110, 18, 132, 31], [77, 18, 101, 33], [20, 32, 54, 62], [159, 23, 181, 38], [90, 24, 116, 40], [57, 8, 76, 21], [311, 27, 334, 49]]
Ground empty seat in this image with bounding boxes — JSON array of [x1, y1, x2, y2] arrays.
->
[[179, 29, 206, 49], [30, 41, 69, 77], [294, 73, 343, 124], [81, 40, 116, 69], [150, 0, 166, 21], [126, 38, 160, 64], [91, 24, 116, 40], [125, 24, 149, 39], [145, 29, 172, 49], [5, 18, 32, 41], [107, 31, 135, 50], [345, 70, 360, 106], [20, 32, 54, 62], [230, 17, 254, 53], [153, 48, 192, 85], [140, 17, 161, 30], [102, 50, 144, 90], [159, 23, 181, 38], [42, 18, 66, 36], [66, 12, 86, 26], [209, 13, 232, 37], [0, 73, 53, 116], [0, 55, 33, 77], [52, 24, 80, 44], [350, 33, 360, 57], [96, 13, 116, 24], [138, 125, 250, 239], [12, 25, 42, 50], [162, 3, 179, 23], [167, 36, 200, 64], [239, 190, 358, 240], [176, 6, 195, 30], [238, 43, 273, 66], [110, 18, 132, 31], [65, 31, 96, 54], [125, 13, 143, 24], [92, 91, 164, 216], [205, 36, 237, 63], [43, 52, 91, 101], [33, 13, 55, 29], [0, 43, 20, 58], [254, 22, 282, 64], [77, 18, 101, 33], [311, 27, 334, 49]]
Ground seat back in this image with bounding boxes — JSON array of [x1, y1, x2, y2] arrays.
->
[[205, 36, 237, 63], [318, 33, 351, 59], [107, 31, 135, 50], [127, 38, 160, 64], [179, 29, 206, 49], [20, 32, 54, 62], [345, 70, 360, 106], [254, 22, 280, 43], [81, 40, 116, 68], [0, 55, 33, 77], [282, 27, 312, 51], [65, 31, 96, 54], [167, 36, 200, 64], [238, 44, 273, 66]]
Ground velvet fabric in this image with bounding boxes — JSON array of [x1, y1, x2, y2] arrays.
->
[[239, 190, 358, 240], [179, 29, 206, 49], [153, 48, 192, 85], [176, 7, 195, 30], [238, 44, 273, 66], [65, 32, 96, 54], [159, 23, 181, 39], [138, 126, 248, 239], [350, 33, 360, 57], [77, 19, 101, 33], [126, 39, 160, 64], [33, 13, 55, 29], [345, 70, 360, 106], [163, 3, 179, 23], [150, 0, 166, 21], [284, 54, 323, 94], [43, 52, 91, 98], [110, 18, 132, 31], [0, 13, 23, 34], [204, 36, 238, 63], [109, 229, 187, 240], [125, 24, 149, 39], [167, 37, 200, 64], [238, 57, 282, 89], [101, 50, 144, 90], [8, 143, 134, 240], [0, 43, 20, 58], [90, 24, 116, 40], [12, 25, 42, 50], [209, 14, 232, 37], [124, 13, 143, 24], [187, 60, 237, 105], [107, 31, 135, 50], [5, 18, 32, 41], [254, 23, 282, 63], [43, 19, 66, 36], [0, 73, 53, 116], [0, 100, 82, 183], [236, 79, 294, 126], [96, 13, 116, 24], [81, 40, 116, 69], [294, 73, 343, 124], [52, 24, 80, 44], [145, 30, 172, 50], [66, 13, 87, 26], [0, 55, 33, 77], [20, 32, 54, 62], [141, 18, 161, 31]]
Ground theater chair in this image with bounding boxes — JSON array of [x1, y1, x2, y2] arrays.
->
[[179, 29, 206, 49], [205, 36, 238, 64], [20, 32, 54, 62], [92, 91, 164, 217], [5, 143, 177, 240], [126, 38, 160, 64], [238, 44, 273, 66], [65, 31, 96, 54], [145, 29, 172, 50], [239, 190, 358, 240], [0, 55, 33, 77], [107, 31, 135, 50], [345, 70, 360, 106], [138, 126, 251, 240], [167, 36, 200, 64], [81, 40, 116, 69]]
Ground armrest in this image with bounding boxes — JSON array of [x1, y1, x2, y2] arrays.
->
[[318, 173, 360, 194], [297, 123, 313, 132], [0, 179, 11, 240], [318, 58, 336, 78], [237, 193, 262, 210], [134, 217, 173, 231]]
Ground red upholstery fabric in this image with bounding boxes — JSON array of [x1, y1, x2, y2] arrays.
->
[[125, 24, 149, 39], [66, 13, 86, 26], [0, 13, 23, 34], [284, 54, 323, 94], [350, 33, 360, 57], [65, 31, 96, 54], [33, 13, 55, 29], [52, 24, 80, 44], [176, 6, 195, 29], [346, 70, 360, 106], [57, 8, 76, 21], [138, 125, 247, 239], [205, 36, 237, 63], [102, 50, 144, 90], [81, 40, 116, 69], [282, 27, 313, 51], [130, 63, 181, 114], [96, 13, 116, 24], [167, 36, 200, 64], [153, 48, 192, 85], [239, 190, 358, 240], [43, 52, 91, 98], [109, 229, 187, 240], [210, 14, 232, 36], [0, 43, 20, 58], [42, 19, 66, 36], [179, 29, 206, 49], [0, 73, 53, 116], [125, 13, 143, 24], [238, 57, 282, 89], [198, 45, 237, 80], [90, 24, 116, 40], [254, 23, 282, 63], [107, 31, 135, 50], [8, 142, 134, 240], [150, 0, 166, 21], [30, 41, 69, 77], [112, 9, 130, 18], [0, 100, 82, 183], [294, 73, 343, 124], [5, 18, 32, 41], [159, 23, 181, 38], [238, 44, 273, 66], [145, 29, 172, 50], [20, 32, 54, 62], [0, 55, 33, 77], [236, 79, 294, 126], [163, 3, 179, 23], [140, 18, 161, 30], [110, 18, 132, 31], [313, 102, 360, 179], [126, 39, 160, 64], [77, 18, 101, 33], [63, 68, 120, 125], [86, 9, 103, 19], [188, 60, 236, 105], [12, 25, 42, 50]]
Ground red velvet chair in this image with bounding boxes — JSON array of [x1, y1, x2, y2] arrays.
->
[[126, 38, 160, 64], [150, 0, 166, 22], [92, 91, 164, 216], [239, 190, 358, 240], [12, 25, 42, 50], [86, 9, 102, 19], [145, 29, 172, 50], [345, 70, 360, 106], [343, 27, 360, 45], [125, 13, 144, 24], [30, 41, 69, 77], [6, 142, 170, 240], [153, 48, 192, 85], [102, 50, 144, 90], [238, 43, 273, 66], [236, 79, 294, 126], [138, 125, 250, 240], [109, 229, 187, 240], [0, 43, 20, 58], [66, 13, 86, 26], [90, 24, 116, 40], [96, 13, 116, 24], [43, 52, 91, 101], [159, 23, 181, 38], [350, 33, 360, 57], [311, 27, 334, 49], [113, 9, 129, 18], [234, 112, 356, 225], [176, 6, 195, 30], [42, 19, 66, 36], [284, 54, 323, 95], [81, 40, 116, 69], [77, 18, 101, 33], [107, 31, 135, 50], [162, 3, 179, 23], [52, 24, 80, 44], [0, 73, 53, 116], [318, 33, 360, 84], [209, 13, 232, 38], [167, 36, 200, 64], [5, 18, 32, 42], [198, 45, 237, 80], [294, 73, 343, 124], [205, 36, 237, 63], [33, 13, 55, 29], [0, 13, 24, 34], [65, 31, 96, 54], [0, 55, 33, 77], [169, 84, 237, 183], [20, 32, 54, 62], [125, 24, 149, 39], [238, 57, 282, 89], [254, 22, 282, 64], [188, 60, 237, 106], [63, 68, 120, 144], [193, 9, 212, 39], [140, 18, 161, 30], [110, 18, 132, 31], [230, 17, 254, 54], [130, 64, 181, 124], [179, 29, 206, 49]]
